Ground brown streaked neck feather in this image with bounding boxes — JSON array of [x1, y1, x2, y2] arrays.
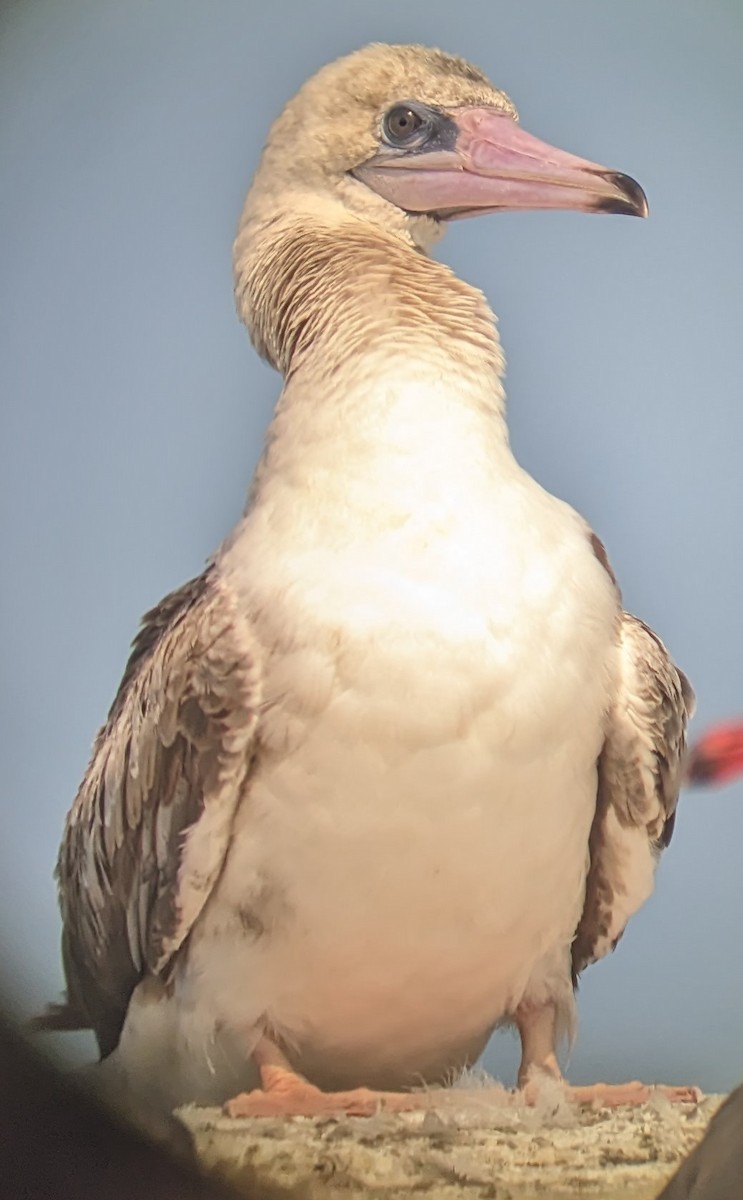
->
[[233, 213, 503, 387]]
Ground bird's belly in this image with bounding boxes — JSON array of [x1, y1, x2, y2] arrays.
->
[[256, 755, 594, 1087], [202, 488, 619, 1086], [198, 573, 614, 1087]]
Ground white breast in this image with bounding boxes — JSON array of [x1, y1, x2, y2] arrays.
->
[[200, 365, 619, 1087]]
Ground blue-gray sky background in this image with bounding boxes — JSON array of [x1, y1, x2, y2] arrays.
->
[[2, 0, 742, 1089]]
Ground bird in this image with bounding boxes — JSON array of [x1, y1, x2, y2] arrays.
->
[[37, 43, 696, 1118], [685, 721, 743, 786]]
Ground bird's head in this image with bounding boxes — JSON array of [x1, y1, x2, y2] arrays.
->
[[240, 42, 648, 254]]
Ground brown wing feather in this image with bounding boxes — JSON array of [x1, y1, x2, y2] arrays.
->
[[572, 613, 694, 979], [51, 568, 261, 1056]]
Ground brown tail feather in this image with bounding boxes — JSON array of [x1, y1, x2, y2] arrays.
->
[[28, 1002, 90, 1034]]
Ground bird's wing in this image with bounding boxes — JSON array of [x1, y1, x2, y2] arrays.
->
[[53, 568, 261, 1055], [572, 612, 694, 978]]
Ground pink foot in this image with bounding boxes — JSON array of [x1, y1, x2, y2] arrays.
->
[[224, 1062, 425, 1119], [564, 1081, 702, 1108], [515, 1004, 700, 1110], [521, 1071, 701, 1109]]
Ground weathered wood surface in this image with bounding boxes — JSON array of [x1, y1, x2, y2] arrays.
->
[[179, 1084, 724, 1200]]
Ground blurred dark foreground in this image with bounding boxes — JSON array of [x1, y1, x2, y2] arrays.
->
[[0, 1012, 247, 1200], [656, 1084, 743, 1200]]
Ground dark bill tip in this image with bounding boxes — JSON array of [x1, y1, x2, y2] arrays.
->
[[594, 171, 649, 218]]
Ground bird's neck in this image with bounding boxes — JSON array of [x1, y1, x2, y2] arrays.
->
[[236, 212, 505, 394], [234, 213, 516, 524]]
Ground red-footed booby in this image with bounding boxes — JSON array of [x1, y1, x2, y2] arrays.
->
[[39, 44, 696, 1117]]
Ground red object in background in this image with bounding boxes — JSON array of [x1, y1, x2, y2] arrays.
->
[[685, 722, 743, 786]]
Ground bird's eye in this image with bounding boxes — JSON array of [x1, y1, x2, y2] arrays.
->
[[383, 105, 427, 146]]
